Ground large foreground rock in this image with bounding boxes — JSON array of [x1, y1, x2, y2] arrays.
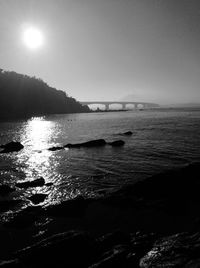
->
[[1, 162, 200, 267], [16, 231, 98, 267], [4, 206, 43, 229], [140, 232, 200, 267]]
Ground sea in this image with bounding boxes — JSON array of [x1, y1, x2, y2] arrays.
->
[[0, 108, 200, 211]]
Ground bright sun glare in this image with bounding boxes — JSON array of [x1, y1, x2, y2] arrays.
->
[[23, 27, 44, 50]]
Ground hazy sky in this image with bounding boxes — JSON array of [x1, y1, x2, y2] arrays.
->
[[0, 0, 200, 104]]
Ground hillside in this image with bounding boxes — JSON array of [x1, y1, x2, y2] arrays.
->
[[0, 69, 90, 119]]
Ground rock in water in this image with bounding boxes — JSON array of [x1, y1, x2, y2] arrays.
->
[[48, 146, 63, 151], [45, 182, 53, 187], [16, 178, 45, 189], [108, 140, 125, 147], [0, 142, 24, 153], [28, 194, 48, 204], [123, 131, 133, 135], [65, 139, 106, 148]]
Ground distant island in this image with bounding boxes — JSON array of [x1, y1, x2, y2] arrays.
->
[[0, 69, 90, 120]]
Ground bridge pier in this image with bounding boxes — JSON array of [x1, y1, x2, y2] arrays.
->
[[105, 104, 110, 110], [122, 103, 126, 110], [143, 104, 148, 109]]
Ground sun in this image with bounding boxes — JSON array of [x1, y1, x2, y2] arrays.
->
[[23, 27, 44, 50]]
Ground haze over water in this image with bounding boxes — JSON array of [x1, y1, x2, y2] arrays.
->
[[0, 108, 200, 208]]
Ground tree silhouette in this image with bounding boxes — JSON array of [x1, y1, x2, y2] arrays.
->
[[0, 69, 90, 119]]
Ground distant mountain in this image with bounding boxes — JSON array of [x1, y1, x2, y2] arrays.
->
[[161, 103, 200, 108], [0, 69, 90, 119], [120, 93, 200, 107], [120, 92, 160, 104]]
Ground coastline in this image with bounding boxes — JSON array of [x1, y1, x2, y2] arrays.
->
[[1, 162, 200, 267]]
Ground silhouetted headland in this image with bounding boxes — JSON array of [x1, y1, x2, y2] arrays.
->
[[0, 69, 90, 120]]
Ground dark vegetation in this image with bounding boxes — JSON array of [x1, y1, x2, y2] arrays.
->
[[0, 69, 90, 119]]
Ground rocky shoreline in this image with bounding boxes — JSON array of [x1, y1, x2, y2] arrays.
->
[[0, 162, 200, 267]]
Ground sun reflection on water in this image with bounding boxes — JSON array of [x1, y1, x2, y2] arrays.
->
[[23, 117, 55, 150], [16, 117, 58, 181], [12, 117, 66, 205]]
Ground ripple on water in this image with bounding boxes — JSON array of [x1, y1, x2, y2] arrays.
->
[[0, 109, 200, 214]]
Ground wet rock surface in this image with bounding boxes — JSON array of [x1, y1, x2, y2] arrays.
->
[[44, 195, 91, 217], [47, 139, 126, 150], [122, 131, 133, 136], [28, 194, 48, 205], [140, 232, 200, 268], [4, 206, 43, 229], [3, 230, 200, 267], [64, 139, 107, 148], [1, 163, 200, 267], [15, 178, 45, 189], [16, 231, 98, 267], [0, 142, 24, 153], [0, 259, 20, 267], [108, 140, 125, 146], [48, 146, 63, 151]]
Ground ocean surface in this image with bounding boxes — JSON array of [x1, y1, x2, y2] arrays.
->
[[0, 108, 200, 210]]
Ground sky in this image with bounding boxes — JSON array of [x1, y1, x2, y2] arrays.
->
[[0, 0, 200, 104]]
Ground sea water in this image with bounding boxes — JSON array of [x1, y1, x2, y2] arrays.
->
[[0, 108, 200, 207]]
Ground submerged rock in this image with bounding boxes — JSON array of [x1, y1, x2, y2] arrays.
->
[[123, 131, 133, 135], [16, 178, 45, 189], [64, 139, 106, 148], [48, 146, 63, 151], [0, 185, 15, 196], [0, 142, 24, 153], [28, 194, 48, 204], [122, 131, 133, 136], [108, 140, 125, 147]]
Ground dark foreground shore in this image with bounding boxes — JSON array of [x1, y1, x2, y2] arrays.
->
[[1, 162, 200, 267]]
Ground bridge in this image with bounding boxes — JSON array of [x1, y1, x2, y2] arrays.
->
[[80, 101, 159, 110]]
